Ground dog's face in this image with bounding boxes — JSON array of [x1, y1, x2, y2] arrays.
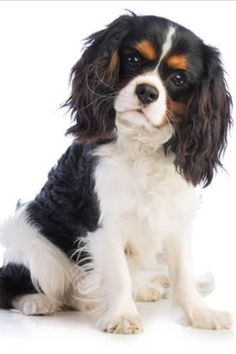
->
[[66, 14, 232, 186], [114, 22, 202, 128]]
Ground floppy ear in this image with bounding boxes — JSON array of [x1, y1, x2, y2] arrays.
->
[[65, 16, 131, 143], [172, 45, 232, 187]]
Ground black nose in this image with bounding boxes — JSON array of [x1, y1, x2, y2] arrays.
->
[[136, 84, 159, 105]]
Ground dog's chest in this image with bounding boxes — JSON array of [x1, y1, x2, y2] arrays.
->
[[94, 145, 196, 239]]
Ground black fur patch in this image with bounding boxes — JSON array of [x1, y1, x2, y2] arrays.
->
[[26, 143, 101, 262], [0, 264, 36, 308]]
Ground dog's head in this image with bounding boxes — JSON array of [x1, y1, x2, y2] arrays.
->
[[66, 14, 232, 187]]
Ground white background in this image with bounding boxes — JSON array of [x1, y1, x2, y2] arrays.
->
[[0, 1, 235, 353]]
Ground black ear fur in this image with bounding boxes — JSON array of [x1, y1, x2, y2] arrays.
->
[[171, 45, 232, 187], [65, 15, 131, 143]]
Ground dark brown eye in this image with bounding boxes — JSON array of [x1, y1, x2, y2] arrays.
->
[[125, 53, 141, 66], [171, 72, 187, 87]]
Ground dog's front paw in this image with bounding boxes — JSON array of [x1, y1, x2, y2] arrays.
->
[[186, 307, 232, 330], [97, 312, 143, 334]]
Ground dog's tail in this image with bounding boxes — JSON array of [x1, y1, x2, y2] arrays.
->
[[0, 263, 37, 309]]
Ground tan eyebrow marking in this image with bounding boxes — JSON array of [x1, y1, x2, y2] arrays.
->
[[166, 55, 188, 70], [108, 50, 119, 76], [136, 40, 157, 60]]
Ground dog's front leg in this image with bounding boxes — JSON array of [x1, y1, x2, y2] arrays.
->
[[166, 229, 232, 330], [92, 227, 143, 334]]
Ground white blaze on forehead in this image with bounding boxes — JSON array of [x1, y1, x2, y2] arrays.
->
[[158, 26, 176, 66]]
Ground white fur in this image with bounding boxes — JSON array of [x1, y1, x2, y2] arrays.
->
[[80, 116, 232, 332], [12, 293, 61, 315], [158, 26, 176, 65], [114, 73, 167, 126], [1, 206, 74, 300]]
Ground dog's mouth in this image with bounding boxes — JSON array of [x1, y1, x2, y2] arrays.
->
[[116, 109, 162, 132], [116, 107, 158, 124], [116, 107, 148, 118], [135, 108, 152, 121]]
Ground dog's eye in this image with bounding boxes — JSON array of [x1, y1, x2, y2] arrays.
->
[[171, 72, 187, 87], [125, 53, 141, 66]]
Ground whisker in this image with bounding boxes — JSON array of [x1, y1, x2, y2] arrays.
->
[[166, 109, 178, 127]]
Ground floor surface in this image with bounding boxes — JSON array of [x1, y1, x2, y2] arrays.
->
[[0, 298, 235, 354]]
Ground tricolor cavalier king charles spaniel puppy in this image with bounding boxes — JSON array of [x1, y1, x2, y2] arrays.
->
[[0, 14, 232, 333]]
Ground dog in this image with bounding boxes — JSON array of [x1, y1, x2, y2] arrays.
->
[[0, 13, 232, 334]]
